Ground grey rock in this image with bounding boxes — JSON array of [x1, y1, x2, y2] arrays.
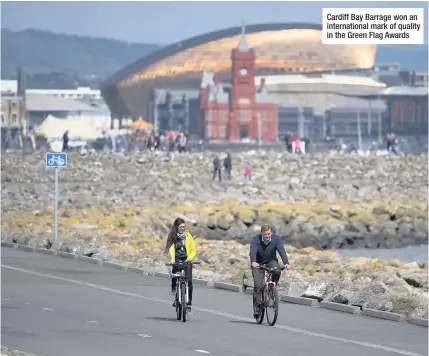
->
[[302, 281, 334, 301], [398, 269, 429, 289], [410, 298, 429, 319]]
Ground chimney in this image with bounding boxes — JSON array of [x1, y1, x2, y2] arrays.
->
[[17, 67, 27, 98]]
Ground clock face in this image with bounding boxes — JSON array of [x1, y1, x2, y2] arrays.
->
[[240, 67, 248, 76]]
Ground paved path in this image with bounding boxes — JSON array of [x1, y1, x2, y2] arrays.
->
[[2, 248, 427, 356]]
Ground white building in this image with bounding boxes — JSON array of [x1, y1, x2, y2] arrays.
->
[[26, 86, 102, 100], [0, 80, 111, 132]]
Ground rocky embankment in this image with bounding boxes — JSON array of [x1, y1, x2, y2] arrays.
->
[[1, 346, 36, 356], [2, 151, 428, 249], [1, 151, 428, 317]]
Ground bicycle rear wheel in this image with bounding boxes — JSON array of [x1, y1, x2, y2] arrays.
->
[[181, 282, 187, 322], [266, 284, 279, 326]]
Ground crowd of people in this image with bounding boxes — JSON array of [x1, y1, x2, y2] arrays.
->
[[58, 128, 190, 157]]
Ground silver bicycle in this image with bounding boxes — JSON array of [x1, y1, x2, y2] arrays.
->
[[165, 261, 200, 322]]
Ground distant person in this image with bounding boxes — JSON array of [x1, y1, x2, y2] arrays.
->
[[168, 137, 175, 153], [122, 134, 129, 151], [223, 153, 232, 180], [109, 132, 117, 153], [175, 133, 181, 148], [294, 138, 302, 154], [348, 142, 358, 154], [80, 145, 88, 157], [244, 162, 252, 181], [178, 132, 187, 153], [213, 156, 222, 181], [285, 132, 294, 153], [62, 130, 69, 152], [301, 137, 310, 154], [386, 132, 399, 155]]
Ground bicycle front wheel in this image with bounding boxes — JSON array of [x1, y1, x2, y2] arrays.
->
[[181, 282, 187, 322], [176, 286, 181, 320], [266, 284, 279, 326]]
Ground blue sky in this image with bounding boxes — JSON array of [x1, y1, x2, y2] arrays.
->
[[1, 1, 427, 44]]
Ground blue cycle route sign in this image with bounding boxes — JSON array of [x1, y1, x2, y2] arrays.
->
[[46, 152, 68, 168]]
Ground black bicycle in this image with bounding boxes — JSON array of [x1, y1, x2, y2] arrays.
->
[[255, 264, 285, 326], [165, 261, 200, 322]]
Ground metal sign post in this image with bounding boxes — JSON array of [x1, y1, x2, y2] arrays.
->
[[46, 152, 67, 246]]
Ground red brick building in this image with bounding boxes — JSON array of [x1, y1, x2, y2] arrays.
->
[[199, 28, 278, 141]]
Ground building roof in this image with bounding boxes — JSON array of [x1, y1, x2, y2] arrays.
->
[[26, 93, 99, 112], [337, 86, 428, 99], [101, 22, 376, 90], [1, 79, 18, 95], [258, 74, 386, 87]]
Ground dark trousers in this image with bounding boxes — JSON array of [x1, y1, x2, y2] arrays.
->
[[213, 168, 222, 181], [252, 260, 281, 311], [224, 167, 231, 180], [171, 259, 193, 304]]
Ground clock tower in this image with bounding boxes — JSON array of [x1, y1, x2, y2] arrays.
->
[[230, 25, 256, 106], [200, 24, 278, 142]]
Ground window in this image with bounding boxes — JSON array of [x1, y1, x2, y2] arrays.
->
[[11, 113, 18, 125], [1, 113, 5, 126], [11, 101, 17, 111], [220, 110, 228, 122], [206, 110, 212, 122], [237, 110, 252, 122], [238, 98, 250, 104], [219, 126, 227, 138]]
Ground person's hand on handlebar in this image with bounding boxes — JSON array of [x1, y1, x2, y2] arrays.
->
[[283, 264, 291, 274], [251, 262, 260, 268]]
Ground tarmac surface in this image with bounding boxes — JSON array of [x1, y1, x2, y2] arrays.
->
[[1, 248, 428, 356]]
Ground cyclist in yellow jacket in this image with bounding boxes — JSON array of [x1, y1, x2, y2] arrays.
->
[[165, 218, 197, 310]]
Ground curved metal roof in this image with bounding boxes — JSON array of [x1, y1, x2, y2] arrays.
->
[[100, 22, 322, 90]]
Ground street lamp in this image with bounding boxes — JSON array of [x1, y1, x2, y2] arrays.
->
[[357, 109, 362, 150]]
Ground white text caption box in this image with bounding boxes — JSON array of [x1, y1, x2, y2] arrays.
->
[[322, 8, 424, 45]]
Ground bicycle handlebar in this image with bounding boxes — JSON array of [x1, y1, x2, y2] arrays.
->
[[258, 265, 286, 272], [164, 261, 201, 267]]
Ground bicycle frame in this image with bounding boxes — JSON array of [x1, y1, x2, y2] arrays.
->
[[263, 271, 276, 303]]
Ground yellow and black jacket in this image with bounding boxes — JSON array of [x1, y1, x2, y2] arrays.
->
[[168, 230, 197, 262]]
